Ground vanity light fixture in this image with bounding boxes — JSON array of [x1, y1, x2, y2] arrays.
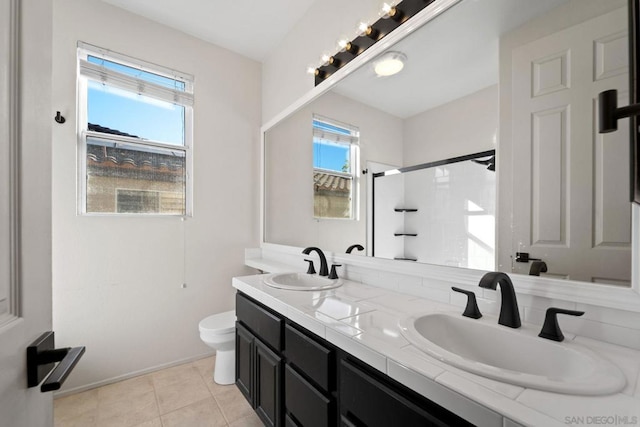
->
[[310, 0, 436, 86], [374, 51, 407, 77]]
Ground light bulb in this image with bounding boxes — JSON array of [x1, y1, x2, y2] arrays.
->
[[357, 21, 370, 36], [337, 39, 358, 55], [380, 2, 394, 16], [356, 21, 378, 39], [379, 1, 402, 20]]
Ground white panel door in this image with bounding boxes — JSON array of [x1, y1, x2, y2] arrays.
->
[[0, 0, 54, 425], [511, 7, 631, 283]]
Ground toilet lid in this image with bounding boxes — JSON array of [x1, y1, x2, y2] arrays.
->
[[199, 310, 236, 334]]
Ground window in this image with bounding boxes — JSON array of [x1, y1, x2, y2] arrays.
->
[[77, 42, 193, 215], [312, 116, 359, 219]]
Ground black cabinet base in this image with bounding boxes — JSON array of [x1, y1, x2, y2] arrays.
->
[[235, 291, 471, 427]]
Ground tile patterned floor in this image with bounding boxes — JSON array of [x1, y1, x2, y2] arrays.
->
[[54, 356, 262, 427]]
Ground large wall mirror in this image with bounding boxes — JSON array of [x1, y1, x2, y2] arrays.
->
[[264, 0, 635, 289]]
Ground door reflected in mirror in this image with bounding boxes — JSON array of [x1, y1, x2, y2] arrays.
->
[[264, 0, 631, 286]]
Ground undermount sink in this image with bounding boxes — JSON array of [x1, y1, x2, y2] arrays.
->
[[263, 272, 342, 291], [399, 312, 626, 395]]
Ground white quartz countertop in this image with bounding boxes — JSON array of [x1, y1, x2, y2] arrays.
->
[[232, 273, 640, 427]]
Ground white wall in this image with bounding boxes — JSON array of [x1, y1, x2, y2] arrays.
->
[[403, 85, 498, 165], [262, 0, 382, 124], [52, 0, 261, 392]]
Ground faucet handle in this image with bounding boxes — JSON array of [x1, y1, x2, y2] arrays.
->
[[538, 307, 584, 342], [328, 264, 342, 280], [452, 287, 482, 319], [304, 259, 316, 275]]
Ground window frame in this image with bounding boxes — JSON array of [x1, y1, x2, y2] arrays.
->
[[312, 115, 360, 221], [76, 42, 194, 217]]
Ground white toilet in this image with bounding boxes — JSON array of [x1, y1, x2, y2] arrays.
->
[[198, 310, 236, 385]]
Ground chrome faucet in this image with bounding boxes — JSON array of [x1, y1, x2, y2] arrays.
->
[[302, 247, 329, 276], [478, 272, 521, 328]]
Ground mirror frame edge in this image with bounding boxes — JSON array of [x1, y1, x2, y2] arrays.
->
[[259, 0, 640, 313]]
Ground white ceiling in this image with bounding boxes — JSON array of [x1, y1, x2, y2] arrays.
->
[[333, 0, 569, 118], [99, 0, 317, 61]]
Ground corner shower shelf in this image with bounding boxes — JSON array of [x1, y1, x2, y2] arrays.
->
[[394, 208, 418, 212]]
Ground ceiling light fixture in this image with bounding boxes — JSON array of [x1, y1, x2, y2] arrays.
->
[[310, 0, 432, 85], [374, 51, 407, 77]]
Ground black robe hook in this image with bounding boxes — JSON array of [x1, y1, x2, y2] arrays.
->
[[54, 111, 66, 124]]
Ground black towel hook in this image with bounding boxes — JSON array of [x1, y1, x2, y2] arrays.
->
[[54, 111, 66, 124]]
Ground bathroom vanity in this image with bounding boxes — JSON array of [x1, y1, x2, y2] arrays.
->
[[235, 291, 471, 427], [233, 272, 640, 427]]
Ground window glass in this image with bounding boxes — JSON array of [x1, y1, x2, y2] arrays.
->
[[86, 138, 186, 215], [313, 139, 351, 173], [88, 55, 186, 91], [88, 81, 185, 145], [79, 45, 192, 215], [312, 117, 359, 220]]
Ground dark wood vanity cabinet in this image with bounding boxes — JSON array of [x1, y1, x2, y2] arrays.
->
[[235, 293, 284, 427], [235, 322, 283, 427], [235, 291, 472, 427], [236, 292, 336, 427]]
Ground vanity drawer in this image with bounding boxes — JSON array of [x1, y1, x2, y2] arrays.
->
[[284, 323, 333, 392], [236, 292, 283, 351], [339, 359, 472, 427], [285, 364, 332, 427]]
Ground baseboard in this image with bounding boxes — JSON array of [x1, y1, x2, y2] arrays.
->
[[53, 351, 216, 398]]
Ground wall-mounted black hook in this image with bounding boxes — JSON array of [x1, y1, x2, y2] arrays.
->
[[362, 169, 368, 175], [54, 111, 66, 124]]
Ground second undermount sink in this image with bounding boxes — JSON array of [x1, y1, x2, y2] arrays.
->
[[263, 272, 342, 291], [399, 312, 626, 395]]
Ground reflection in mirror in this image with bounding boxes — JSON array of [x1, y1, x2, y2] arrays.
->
[[373, 151, 496, 268], [264, 0, 631, 286]]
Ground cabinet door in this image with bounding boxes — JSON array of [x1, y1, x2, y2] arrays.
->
[[235, 323, 254, 405], [255, 338, 283, 427]]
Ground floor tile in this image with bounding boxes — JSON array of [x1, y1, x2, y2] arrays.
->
[[214, 385, 254, 424], [54, 389, 99, 422], [55, 360, 260, 427], [155, 375, 212, 415], [228, 412, 263, 427], [192, 356, 233, 396], [97, 375, 155, 406], [151, 363, 203, 389], [97, 389, 159, 427], [54, 411, 97, 427], [161, 397, 226, 427], [131, 419, 162, 427]]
